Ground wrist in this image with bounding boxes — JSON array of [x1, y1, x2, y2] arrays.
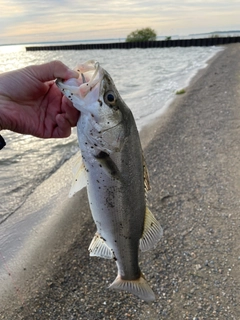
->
[[0, 100, 6, 149], [0, 97, 9, 131], [0, 99, 4, 131]]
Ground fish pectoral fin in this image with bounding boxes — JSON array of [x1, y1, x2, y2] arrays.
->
[[94, 152, 121, 180], [69, 153, 87, 198], [109, 273, 155, 302], [88, 234, 114, 259], [139, 207, 163, 252]]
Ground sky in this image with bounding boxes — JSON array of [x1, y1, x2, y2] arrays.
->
[[1, 0, 240, 45]]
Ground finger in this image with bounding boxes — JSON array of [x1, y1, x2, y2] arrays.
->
[[28, 60, 79, 83], [53, 114, 72, 138], [62, 96, 80, 126]]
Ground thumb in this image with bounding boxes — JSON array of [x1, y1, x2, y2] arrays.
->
[[28, 60, 79, 83]]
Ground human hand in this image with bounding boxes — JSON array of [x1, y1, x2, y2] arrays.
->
[[0, 61, 80, 138]]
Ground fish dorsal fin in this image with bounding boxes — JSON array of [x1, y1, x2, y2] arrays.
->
[[142, 153, 151, 192], [139, 207, 163, 252], [88, 234, 114, 259], [69, 153, 87, 198]]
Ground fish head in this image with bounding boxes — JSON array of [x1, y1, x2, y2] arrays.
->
[[56, 60, 102, 112], [56, 60, 129, 152]]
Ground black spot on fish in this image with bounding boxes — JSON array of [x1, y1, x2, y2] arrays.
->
[[98, 99, 103, 106], [113, 257, 117, 261], [100, 236, 106, 241]]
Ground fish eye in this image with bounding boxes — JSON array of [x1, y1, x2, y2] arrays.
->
[[107, 93, 115, 102], [104, 91, 116, 104]]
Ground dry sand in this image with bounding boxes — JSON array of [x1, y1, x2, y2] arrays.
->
[[1, 44, 240, 319]]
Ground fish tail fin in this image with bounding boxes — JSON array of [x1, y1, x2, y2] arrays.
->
[[109, 272, 155, 302]]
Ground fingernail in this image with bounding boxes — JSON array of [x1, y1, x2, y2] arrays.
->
[[68, 69, 79, 78]]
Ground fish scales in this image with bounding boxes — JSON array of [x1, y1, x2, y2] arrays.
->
[[56, 60, 163, 302]]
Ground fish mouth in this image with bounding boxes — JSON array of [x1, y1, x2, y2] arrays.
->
[[56, 60, 103, 99]]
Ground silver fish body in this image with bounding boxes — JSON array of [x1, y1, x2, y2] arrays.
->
[[56, 61, 163, 301]]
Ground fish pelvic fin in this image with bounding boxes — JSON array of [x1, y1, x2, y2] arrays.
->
[[139, 207, 163, 252], [88, 234, 114, 259], [109, 273, 155, 302], [69, 152, 87, 198]]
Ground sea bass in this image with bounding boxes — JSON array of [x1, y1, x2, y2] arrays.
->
[[56, 60, 163, 302]]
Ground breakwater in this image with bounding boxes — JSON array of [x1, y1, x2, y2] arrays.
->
[[26, 36, 240, 51]]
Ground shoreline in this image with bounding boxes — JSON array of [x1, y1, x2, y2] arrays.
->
[[140, 46, 224, 149], [1, 44, 240, 319]]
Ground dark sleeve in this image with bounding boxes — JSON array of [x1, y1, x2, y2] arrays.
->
[[0, 134, 6, 149]]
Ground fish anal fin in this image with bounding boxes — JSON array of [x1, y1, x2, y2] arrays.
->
[[88, 234, 114, 259], [109, 272, 155, 302], [139, 207, 163, 252], [69, 153, 87, 198]]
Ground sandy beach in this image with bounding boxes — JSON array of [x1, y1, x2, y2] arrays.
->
[[1, 43, 240, 319]]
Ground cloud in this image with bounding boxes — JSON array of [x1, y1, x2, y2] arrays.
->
[[0, 0, 240, 44]]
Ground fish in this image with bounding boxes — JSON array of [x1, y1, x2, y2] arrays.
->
[[56, 60, 163, 302]]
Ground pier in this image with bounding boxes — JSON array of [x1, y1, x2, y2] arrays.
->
[[26, 36, 240, 51]]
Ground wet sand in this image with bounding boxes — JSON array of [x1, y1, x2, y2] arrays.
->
[[1, 44, 240, 319]]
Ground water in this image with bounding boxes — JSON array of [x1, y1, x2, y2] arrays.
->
[[0, 44, 222, 223]]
